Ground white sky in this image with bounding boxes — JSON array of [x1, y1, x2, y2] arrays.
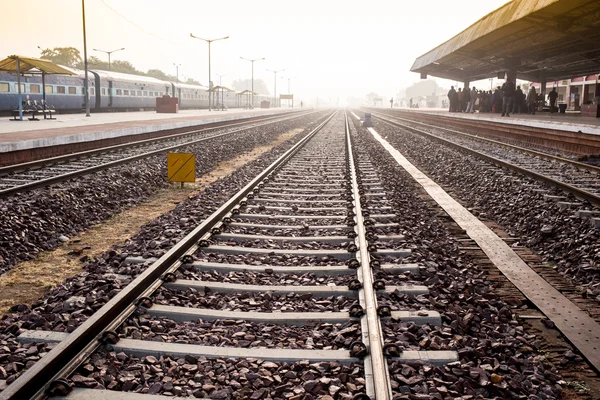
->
[[2, 0, 511, 101]]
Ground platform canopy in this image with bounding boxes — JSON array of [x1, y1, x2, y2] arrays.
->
[[0, 55, 76, 121], [0, 55, 75, 75], [208, 85, 234, 92], [410, 0, 600, 83]]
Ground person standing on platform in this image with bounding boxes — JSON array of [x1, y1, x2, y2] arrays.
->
[[462, 87, 470, 112], [468, 86, 477, 113], [527, 86, 537, 115], [548, 88, 558, 113], [512, 85, 523, 114], [447, 86, 456, 112], [457, 88, 463, 112], [501, 78, 515, 117]]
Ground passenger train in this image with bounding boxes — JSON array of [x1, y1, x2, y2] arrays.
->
[[0, 66, 269, 113]]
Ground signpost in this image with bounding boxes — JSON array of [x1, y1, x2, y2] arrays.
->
[[167, 153, 196, 187]]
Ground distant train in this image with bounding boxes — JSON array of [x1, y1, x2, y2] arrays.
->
[[0, 66, 269, 113]]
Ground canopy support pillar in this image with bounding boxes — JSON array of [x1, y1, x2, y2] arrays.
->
[[42, 72, 47, 119], [16, 57, 22, 121]]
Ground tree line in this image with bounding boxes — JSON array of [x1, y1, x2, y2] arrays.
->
[[38, 47, 270, 94], [38, 46, 201, 85]]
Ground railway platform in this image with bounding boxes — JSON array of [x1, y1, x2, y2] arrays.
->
[[400, 107, 600, 136], [0, 108, 295, 154]]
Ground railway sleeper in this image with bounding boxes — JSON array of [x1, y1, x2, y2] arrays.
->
[[197, 244, 411, 259], [163, 279, 427, 297], [19, 331, 458, 366], [124, 257, 421, 276], [144, 305, 442, 326]]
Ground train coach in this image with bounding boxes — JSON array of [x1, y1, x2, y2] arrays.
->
[[0, 67, 269, 113]]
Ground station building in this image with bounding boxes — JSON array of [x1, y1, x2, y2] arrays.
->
[[410, 0, 600, 116]]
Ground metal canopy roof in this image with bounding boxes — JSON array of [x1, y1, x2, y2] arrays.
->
[[0, 55, 76, 75], [410, 0, 600, 83], [208, 85, 234, 92]]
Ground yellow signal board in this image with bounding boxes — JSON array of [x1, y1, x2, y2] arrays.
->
[[167, 153, 196, 183]]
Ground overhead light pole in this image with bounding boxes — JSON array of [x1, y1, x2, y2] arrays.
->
[[173, 63, 181, 82], [82, 0, 90, 117], [190, 34, 229, 111], [267, 69, 284, 108], [240, 57, 265, 109], [93, 47, 125, 71], [282, 75, 296, 107], [216, 73, 225, 109]]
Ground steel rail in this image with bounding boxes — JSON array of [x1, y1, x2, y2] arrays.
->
[[0, 111, 310, 176], [372, 109, 600, 156], [0, 111, 318, 199], [372, 112, 600, 207], [345, 113, 392, 399], [370, 111, 600, 174], [0, 111, 337, 400]]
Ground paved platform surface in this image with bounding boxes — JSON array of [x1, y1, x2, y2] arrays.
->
[[0, 108, 297, 153], [384, 107, 600, 136]]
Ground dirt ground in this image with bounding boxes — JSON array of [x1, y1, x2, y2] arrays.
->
[[0, 128, 303, 315]]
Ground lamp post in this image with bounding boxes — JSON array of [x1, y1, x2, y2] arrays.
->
[[93, 47, 125, 71], [216, 73, 225, 109], [190, 34, 229, 111], [82, 0, 90, 117], [173, 63, 181, 82], [240, 57, 265, 108], [267, 69, 284, 108], [282, 76, 296, 107]]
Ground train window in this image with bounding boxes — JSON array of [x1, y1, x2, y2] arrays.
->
[[123, 90, 129, 96], [137, 90, 142, 96], [14, 83, 25, 93], [116, 89, 122, 96], [0, 83, 10, 92], [143, 91, 147, 97], [30, 84, 41, 94], [68, 87, 76, 95], [160, 92, 163, 96], [131, 91, 136, 97], [101, 88, 106, 96], [90, 88, 95, 95], [57, 86, 66, 94], [45, 85, 53, 94]]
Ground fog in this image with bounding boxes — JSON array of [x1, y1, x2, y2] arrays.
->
[[1, 0, 510, 104]]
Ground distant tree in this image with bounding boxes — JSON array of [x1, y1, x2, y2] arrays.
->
[[185, 77, 202, 85], [146, 69, 170, 80], [110, 60, 139, 74], [365, 92, 379, 105], [39, 47, 82, 67], [232, 78, 270, 95], [87, 56, 109, 70]]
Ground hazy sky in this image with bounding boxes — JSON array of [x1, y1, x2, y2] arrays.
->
[[1, 0, 510, 101]]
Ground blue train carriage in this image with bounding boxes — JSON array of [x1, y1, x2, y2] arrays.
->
[[171, 82, 209, 109], [0, 68, 89, 113], [92, 70, 171, 111]]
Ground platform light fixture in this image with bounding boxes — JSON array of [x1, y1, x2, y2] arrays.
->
[[190, 34, 229, 111], [93, 47, 125, 71], [173, 63, 181, 82], [216, 73, 225, 109], [267, 69, 284, 107], [82, 0, 90, 117], [281, 76, 296, 107], [240, 57, 265, 108]]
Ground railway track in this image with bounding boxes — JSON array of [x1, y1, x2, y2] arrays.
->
[[0, 111, 315, 199], [367, 110, 600, 207], [369, 109, 600, 157], [1, 111, 457, 399]]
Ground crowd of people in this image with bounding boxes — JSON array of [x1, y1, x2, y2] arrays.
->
[[447, 79, 545, 116]]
